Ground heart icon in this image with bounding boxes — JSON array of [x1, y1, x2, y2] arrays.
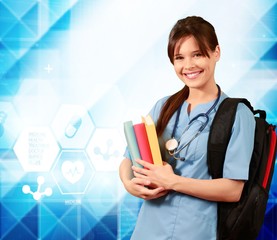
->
[[61, 160, 84, 184]]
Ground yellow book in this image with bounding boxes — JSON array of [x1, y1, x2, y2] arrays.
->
[[141, 115, 163, 166]]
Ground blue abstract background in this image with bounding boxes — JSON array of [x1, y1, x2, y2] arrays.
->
[[0, 0, 276, 239]]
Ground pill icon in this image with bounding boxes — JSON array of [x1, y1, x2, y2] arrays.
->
[[64, 115, 82, 138]]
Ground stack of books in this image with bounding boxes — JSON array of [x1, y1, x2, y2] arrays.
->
[[123, 115, 163, 168]]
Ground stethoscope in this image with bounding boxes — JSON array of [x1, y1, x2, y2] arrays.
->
[[165, 85, 221, 161]]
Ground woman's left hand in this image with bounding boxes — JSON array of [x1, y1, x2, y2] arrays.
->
[[132, 159, 176, 190]]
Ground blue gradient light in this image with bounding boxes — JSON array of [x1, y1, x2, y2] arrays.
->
[[0, 0, 276, 239]]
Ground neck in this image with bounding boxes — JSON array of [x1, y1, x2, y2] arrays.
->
[[187, 84, 219, 104], [186, 84, 220, 112]]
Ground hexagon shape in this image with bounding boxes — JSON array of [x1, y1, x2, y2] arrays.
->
[[51, 104, 95, 149], [0, 101, 23, 149], [51, 150, 95, 195], [13, 79, 60, 125], [14, 126, 60, 172], [86, 128, 125, 171]]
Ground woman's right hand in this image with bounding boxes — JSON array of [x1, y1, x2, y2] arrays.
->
[[119, 158, 168, 200], [124, 177, 168, 200]]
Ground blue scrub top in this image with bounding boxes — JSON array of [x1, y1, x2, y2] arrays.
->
[[125, 92, 255, 240]]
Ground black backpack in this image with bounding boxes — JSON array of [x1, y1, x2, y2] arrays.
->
[[207, 98, 277, 240]]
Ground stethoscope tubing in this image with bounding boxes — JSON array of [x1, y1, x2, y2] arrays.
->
[[167, 85, 221, 160]]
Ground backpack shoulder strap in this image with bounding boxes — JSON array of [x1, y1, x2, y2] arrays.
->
[[207, 97, 254, 178]]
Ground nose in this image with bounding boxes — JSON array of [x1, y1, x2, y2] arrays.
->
[[184, 58, 195, 70]]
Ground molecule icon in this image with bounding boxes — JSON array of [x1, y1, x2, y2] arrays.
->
[[94, 139, 120, 161], [22, 176, 52, 201]]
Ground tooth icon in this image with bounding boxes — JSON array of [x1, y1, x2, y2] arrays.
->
[[64, 115, 82, 138]]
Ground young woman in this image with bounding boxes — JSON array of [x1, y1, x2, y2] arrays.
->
[[119, 16, 255, 240]]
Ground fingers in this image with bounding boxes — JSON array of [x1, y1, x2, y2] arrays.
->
[[131, 176, 150, 186], [131, 165, 144, 173], [135, 159, 153, 169], [129, 177, 167, 200], [133, 170, 150, 180], [141, 188, 168, 200], [132, 165, 150, 176], [150, 190, 169, 199]]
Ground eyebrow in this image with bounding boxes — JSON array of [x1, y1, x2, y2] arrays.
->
[[191, 49, 201, 54], [174, 49, 201, 56]]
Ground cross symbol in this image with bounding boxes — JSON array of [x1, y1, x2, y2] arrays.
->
[[44, 64, 53, 73]]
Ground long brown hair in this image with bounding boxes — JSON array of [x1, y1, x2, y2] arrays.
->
[[156, 16, 219, 136]]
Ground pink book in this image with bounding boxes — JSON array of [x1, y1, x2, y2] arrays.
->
[[133, 123, 154, 164]]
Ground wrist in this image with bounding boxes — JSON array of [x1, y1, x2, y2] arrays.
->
[[166, 174, 180, 191]]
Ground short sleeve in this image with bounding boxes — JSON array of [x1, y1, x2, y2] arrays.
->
[[123, 148, 131, 159], [148, 96, 169, 123], [222, 103, 256, 180]]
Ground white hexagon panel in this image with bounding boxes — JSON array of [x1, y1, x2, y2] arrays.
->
[[13, 126, 60, 172], [51, 104, 95, 149], [51, 150, 95, 195], [86, 128, 125, 171]]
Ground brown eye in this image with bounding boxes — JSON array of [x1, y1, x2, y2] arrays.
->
[[174, 55, 184, 61], [193, 53, 202, 58]]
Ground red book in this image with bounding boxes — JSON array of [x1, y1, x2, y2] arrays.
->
[[133, 123, 154, 164]]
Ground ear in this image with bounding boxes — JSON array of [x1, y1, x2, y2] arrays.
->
[[214, 45, 221, 61]]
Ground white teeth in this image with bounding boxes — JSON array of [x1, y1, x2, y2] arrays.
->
[[185, 72, 201, 79]]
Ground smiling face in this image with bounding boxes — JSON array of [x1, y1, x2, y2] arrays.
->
[[173, 35, 220, 90]]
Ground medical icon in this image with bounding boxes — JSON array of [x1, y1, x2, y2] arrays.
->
[[0, 111, 7, 137], [22, 176, 52, 201], [51, 150, 95, 195], [61, 160, 84, 184], [64, 115, 82, 138], [44, 64, 53, 74], [51, 105, 95, 149], [94, 139, 120, 161], [87, 128, 125, 171]]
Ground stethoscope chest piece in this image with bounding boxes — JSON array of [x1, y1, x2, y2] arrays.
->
[[165, 85, 221, 160], [165, 138, 178, 154]]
